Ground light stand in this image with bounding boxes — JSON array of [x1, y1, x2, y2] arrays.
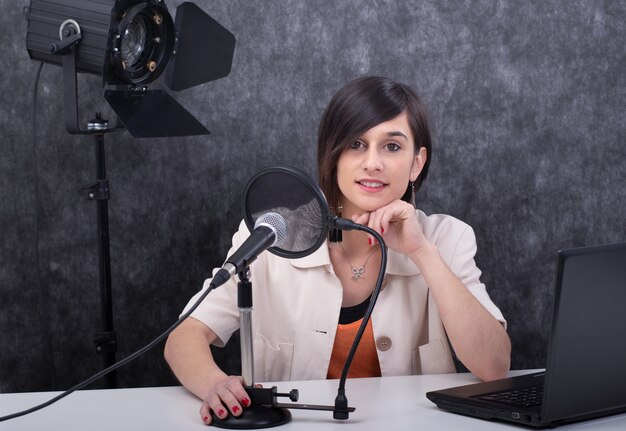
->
[[27, 0, 236, 389], [50, 22, 122, 386], [83, 114, 117, 388]]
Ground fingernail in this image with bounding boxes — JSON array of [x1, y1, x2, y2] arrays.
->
[[203, 416, 209, 423], [242, 398, 250, 407], [368, 238, 372, 246], [381, 227, 384, 233], [218, 409, 225, 417], [232, 406, 240, 413]]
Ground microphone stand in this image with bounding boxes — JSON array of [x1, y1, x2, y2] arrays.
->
[[211, 220, 385, 428], [210, 268, 292, 429]]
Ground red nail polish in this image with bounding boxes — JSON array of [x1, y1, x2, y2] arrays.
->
[[218, 409, 225, 417], [381, 227, 385, 233], [368, 238, 372, 246], [203, 416, 209, 423], [242, 398, 250, 407], [233, 406, 240, 413]]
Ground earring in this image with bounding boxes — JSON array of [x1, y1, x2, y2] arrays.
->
[[410, 181, 416, 207], [329, 205, 343, 243]]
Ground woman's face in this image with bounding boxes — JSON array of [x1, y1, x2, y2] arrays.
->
[[336, 112, 426, 216]]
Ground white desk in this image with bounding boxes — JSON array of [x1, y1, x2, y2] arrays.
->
[[2, 371, 626, 430]]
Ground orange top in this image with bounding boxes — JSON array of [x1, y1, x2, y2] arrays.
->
[[326, 317, 382, 379]]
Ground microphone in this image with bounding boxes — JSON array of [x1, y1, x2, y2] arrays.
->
[[211, 212, 288, 288]]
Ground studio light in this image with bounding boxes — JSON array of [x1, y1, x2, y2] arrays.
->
[[26, 0, 236, 137], [24, 0, 236, 388]]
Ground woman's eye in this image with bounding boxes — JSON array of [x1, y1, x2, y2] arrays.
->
[[386, 143, 401, 152], [350, 140, 365, 149]]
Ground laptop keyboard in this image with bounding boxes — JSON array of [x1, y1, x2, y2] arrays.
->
[[476, 385, 544, 408]]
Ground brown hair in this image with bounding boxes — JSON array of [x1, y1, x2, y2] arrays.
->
[[317, 76, 432, 212]]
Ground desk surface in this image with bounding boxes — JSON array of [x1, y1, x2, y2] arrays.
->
[[2, 371, 626, 430]]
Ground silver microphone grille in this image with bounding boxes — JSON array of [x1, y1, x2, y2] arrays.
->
[[254, 212, 288, 247]]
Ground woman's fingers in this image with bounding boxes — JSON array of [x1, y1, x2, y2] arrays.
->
[[354, 200, 419, 249], [199, 376, 251, 424], [220, 377, 251, 415], [199, 394, 227, 425]]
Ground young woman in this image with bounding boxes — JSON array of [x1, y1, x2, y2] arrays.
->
[[164, 76, 511, 425]]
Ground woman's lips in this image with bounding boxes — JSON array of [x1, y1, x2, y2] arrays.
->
[[357, 179, 387, 192]]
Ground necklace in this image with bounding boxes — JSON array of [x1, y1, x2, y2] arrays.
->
[[336, 243, 380, 281]]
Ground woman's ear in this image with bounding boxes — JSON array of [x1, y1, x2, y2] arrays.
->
[[410, 147, 427, 182]]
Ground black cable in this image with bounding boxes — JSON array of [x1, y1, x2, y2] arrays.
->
[[3, 210, 382, 422], [333, 226, 388, 419], [0, 282, 217, 422], [31, 61, 58, 390]]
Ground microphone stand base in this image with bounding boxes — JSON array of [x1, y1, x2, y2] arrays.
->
[[211, 405, 291, 429]]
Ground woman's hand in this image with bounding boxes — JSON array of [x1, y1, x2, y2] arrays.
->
[[353, 199, 431, 258], [199, 375, 251, 425], [164, 318, 260, 425]]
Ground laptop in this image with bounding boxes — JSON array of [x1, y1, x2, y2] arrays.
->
[[426, 242, 626, 427]]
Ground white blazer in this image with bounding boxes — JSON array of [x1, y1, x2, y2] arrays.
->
[[182, 210, 506, 382]]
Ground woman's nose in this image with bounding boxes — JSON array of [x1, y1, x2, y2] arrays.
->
[[363, 147, 383, 171]]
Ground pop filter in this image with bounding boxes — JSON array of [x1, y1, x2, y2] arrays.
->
[[242, 166, 331, 259]]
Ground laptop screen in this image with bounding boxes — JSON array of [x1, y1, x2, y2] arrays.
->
[[542, 243, 626, 422]]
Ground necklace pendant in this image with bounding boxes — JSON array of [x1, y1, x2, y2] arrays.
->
[[352, 266, 365, 280]]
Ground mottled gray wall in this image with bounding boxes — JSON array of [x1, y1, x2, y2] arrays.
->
[[1, 0, 625, 393]]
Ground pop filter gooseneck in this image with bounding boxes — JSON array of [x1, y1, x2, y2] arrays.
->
[[331, 218, 387, 419], [219, 165, 388, 427]]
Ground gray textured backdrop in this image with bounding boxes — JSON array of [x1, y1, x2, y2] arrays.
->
[[1, 0, 625, 393]]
